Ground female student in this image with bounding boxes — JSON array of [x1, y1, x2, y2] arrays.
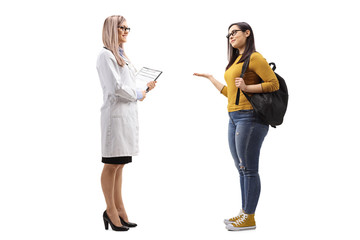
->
[[194, 22, 279, 231]]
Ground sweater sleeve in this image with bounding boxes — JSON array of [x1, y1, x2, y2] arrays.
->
[[220, 85, 228, 97], [250, 53, 279, 93]]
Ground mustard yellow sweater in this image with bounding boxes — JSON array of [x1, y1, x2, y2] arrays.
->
[[221, 52, 279, 112]]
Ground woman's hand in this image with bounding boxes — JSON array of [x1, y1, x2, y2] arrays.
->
[[139, 90, 146, 101], [235, 77, 247, 91], [193, 73, 225, 92], [193, 73, 213, 79], [146, 81, 157, 91]]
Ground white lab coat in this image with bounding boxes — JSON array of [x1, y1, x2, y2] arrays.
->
[[96, 48, 139, 157]]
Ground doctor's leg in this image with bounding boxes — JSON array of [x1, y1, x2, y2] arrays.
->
[[114, 164, 129, 222], [101, 164, 123, 227]]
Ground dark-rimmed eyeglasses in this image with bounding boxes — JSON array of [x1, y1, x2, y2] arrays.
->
[[226, 30, 242, 39], [118, 26, 131, 32]]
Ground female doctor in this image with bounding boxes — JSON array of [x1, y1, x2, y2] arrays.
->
[[96, 15, 156, 231]]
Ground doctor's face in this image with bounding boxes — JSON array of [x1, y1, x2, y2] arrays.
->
[[118, 20, 130, 44]]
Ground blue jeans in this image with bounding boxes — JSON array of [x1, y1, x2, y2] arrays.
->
[[228, 110, 269, 214]]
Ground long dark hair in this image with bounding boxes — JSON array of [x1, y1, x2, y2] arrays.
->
[[226, 22, 256, 70]]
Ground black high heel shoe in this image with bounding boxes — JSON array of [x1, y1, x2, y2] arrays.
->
[[120, 216, 137, 228], [103, 211, 129, 231]]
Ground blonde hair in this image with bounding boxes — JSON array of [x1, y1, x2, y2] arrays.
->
[[102, 15, 127, 67]]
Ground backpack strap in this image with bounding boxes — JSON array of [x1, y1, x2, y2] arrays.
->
[[269, 62, 276, 71], [235, 56, 251, 105]]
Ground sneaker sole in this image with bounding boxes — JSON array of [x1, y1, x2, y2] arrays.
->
[[226, 225, 256, 231]]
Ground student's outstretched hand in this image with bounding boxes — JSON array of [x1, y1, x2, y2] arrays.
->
[[193, 73, 213, 79], [193, 73, 225, 92]]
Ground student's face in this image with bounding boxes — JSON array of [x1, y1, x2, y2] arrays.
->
[[228, 25, 250, 51], [118, 20, 129, 44]]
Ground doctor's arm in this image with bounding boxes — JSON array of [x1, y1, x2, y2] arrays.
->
[[146, 81, 157, 91], [100, 55, 145, 102]]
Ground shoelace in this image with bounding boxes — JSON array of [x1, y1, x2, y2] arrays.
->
[[234, 214, 248, 226], [230, 213, 244, 221]]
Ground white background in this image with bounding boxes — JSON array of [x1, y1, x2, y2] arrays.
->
[[1, 0, 359, 239]]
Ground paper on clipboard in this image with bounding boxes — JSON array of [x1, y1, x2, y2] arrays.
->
[[135, 67, 162, 90]]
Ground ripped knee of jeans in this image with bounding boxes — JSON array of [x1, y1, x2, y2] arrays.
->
[[238, 160, 245, 170]]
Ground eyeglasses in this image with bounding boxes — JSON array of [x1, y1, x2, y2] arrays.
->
[[226, 30, 242, 39], [118, 26, 131, 32]]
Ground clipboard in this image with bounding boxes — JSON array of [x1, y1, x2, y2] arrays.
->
[[136, 67, 162, 92]]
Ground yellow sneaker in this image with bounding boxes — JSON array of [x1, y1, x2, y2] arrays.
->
[[226, 214, 256, 231], [224, 209, 244, 225]]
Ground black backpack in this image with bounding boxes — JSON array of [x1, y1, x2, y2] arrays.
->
[[235, 56, 289, 128]]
